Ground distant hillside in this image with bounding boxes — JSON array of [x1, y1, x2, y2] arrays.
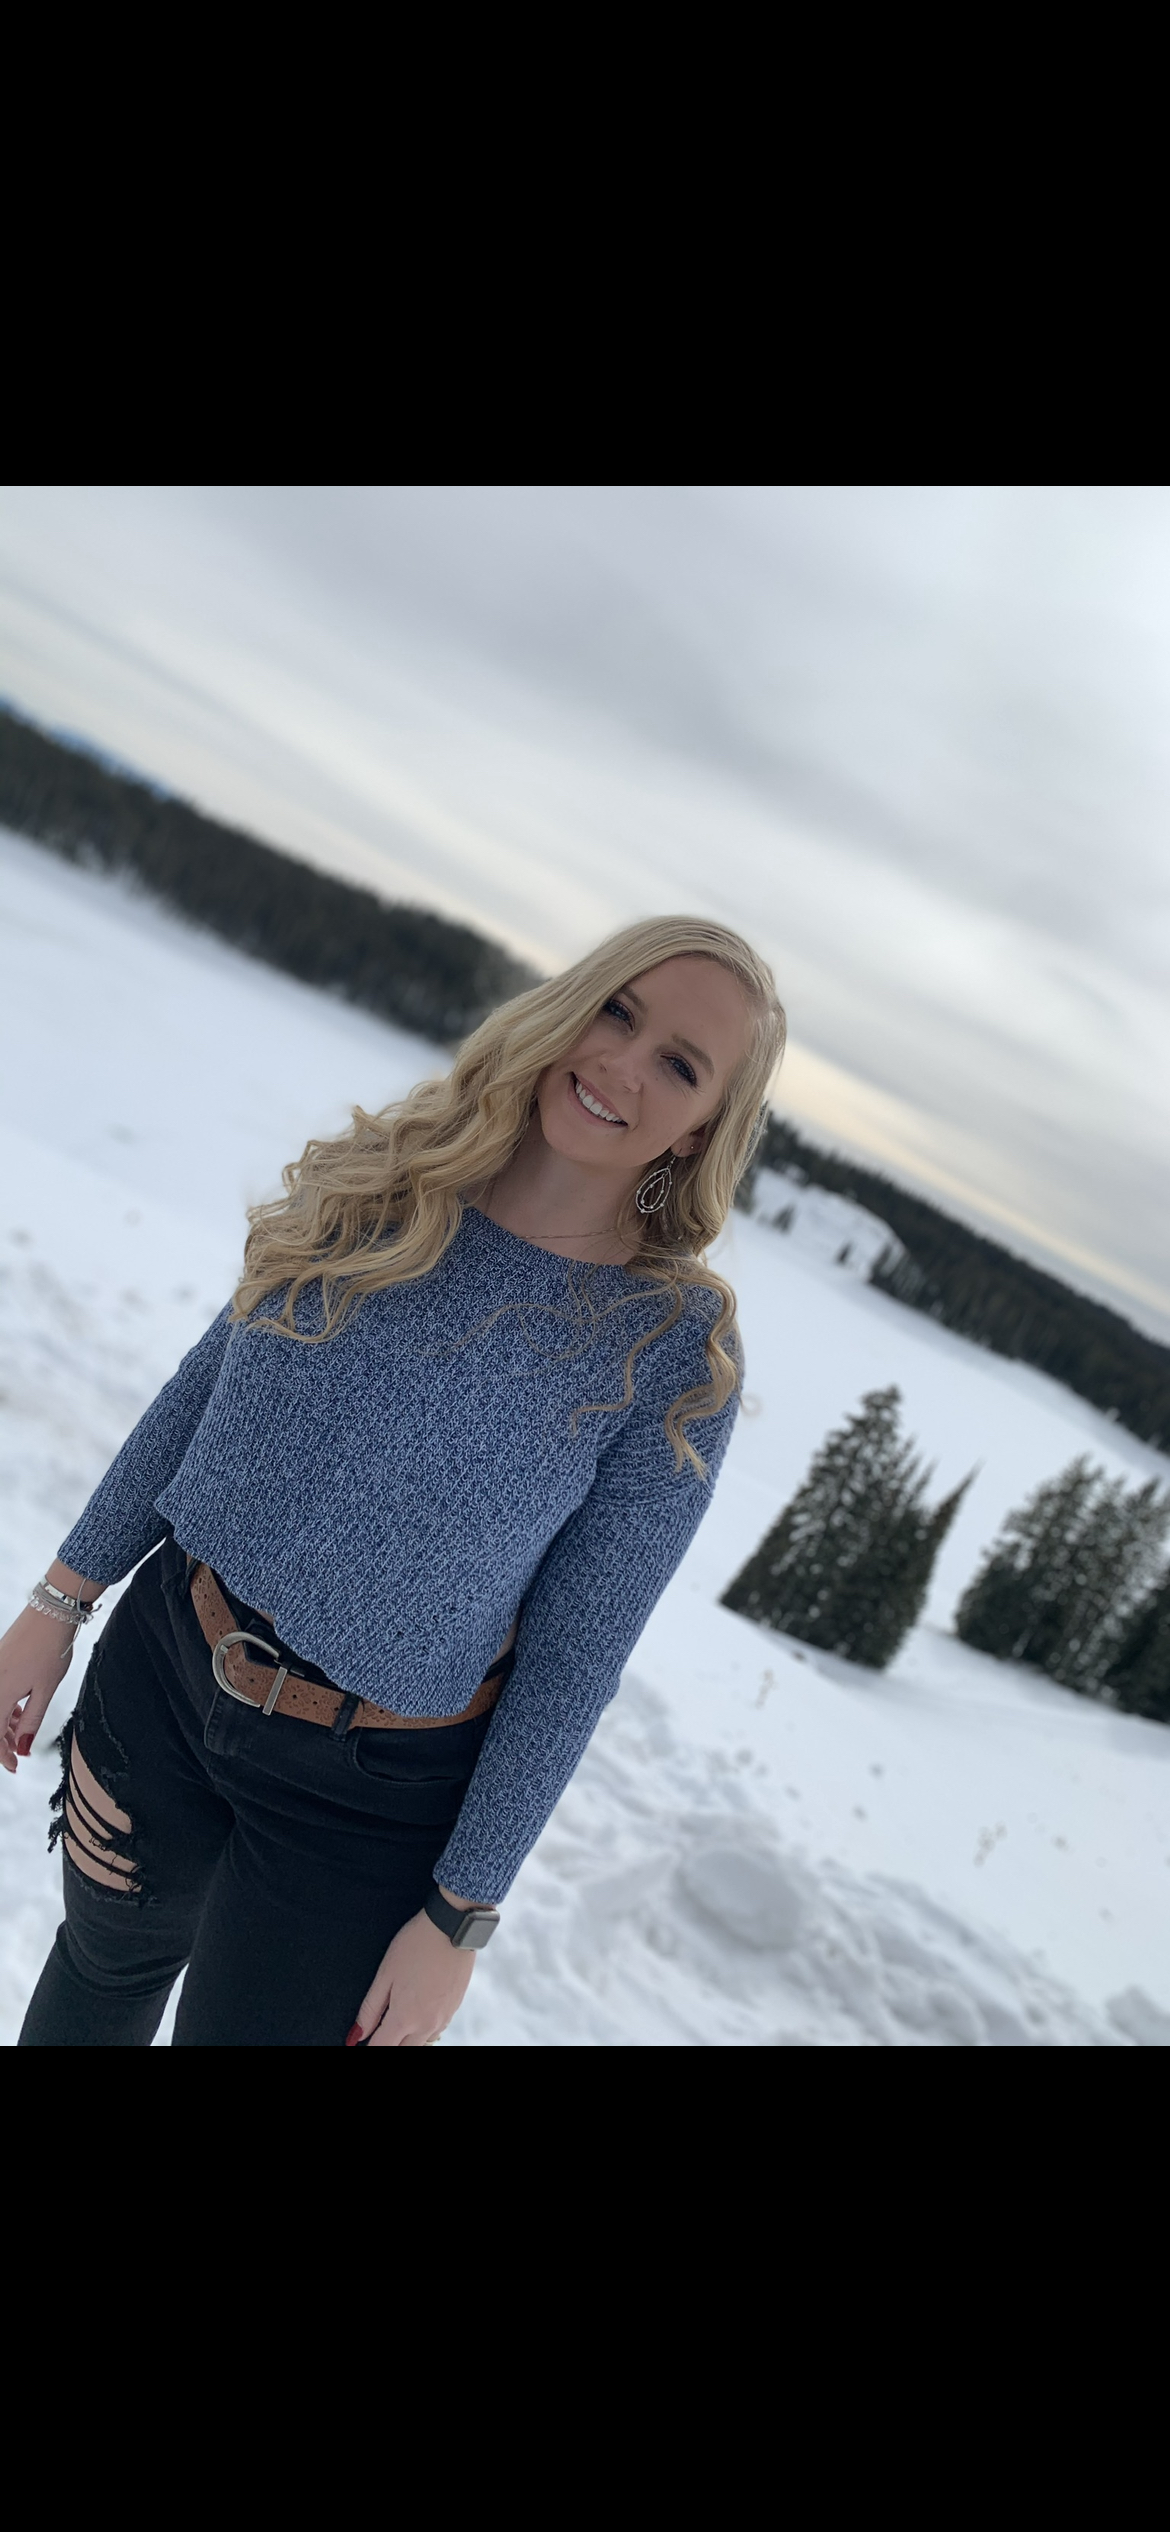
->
[[0, 703, 537, 1045], [742, 1116, 1170, 1454]]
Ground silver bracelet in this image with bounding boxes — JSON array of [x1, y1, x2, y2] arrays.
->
[[26, 1577, 98, 1627]]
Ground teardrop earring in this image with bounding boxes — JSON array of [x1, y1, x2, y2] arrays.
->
[[635, 1157, 675, 1216]]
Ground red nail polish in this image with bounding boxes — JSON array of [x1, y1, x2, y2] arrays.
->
[[16, 1736, 32, 1756], [345, 2023, 363, 2047]]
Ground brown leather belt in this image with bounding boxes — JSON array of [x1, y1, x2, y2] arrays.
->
[[189, 1563, 509, 1732]]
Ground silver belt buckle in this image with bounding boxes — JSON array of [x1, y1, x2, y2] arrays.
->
[[211, 1629, 289, 1717]]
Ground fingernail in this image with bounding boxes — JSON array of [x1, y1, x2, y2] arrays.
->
[[345, 2023, 363, 2048], [16, 1736, 33, 1756]]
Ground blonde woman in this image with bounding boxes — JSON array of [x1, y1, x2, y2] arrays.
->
[[4, 917, 784, 2047]]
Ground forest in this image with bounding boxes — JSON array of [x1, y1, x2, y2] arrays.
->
[[0, 703, 536, 1046], [741, 1114, 1170, 1455]]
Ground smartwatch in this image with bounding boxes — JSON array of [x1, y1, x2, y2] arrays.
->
[[423, 1886, 501, 1950]]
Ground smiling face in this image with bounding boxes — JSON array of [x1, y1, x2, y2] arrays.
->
[[534, 954, 752, 1191]]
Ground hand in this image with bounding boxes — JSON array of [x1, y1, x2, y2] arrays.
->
[[1, 1607, 77, 1775], [350, 1906, 477, 2047]]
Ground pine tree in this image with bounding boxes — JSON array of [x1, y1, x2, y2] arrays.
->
[[956, 1459, 1097, 1663], [1043, 1475, 1169, 1692], [722, 1387, 971, 1670], [1107, 1569, 1170, 1721], [955, 1459, 1170, 1696]]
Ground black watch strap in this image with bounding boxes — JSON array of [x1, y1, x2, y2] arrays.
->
[[423, 1886, 500, 1948]]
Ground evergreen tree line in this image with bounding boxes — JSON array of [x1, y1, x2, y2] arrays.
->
[[956, 1461, 1170, 1718], [740, 1113, 1170, 1455], [0, 703, 537, 1046], [722, 1388, 1170, 1720]]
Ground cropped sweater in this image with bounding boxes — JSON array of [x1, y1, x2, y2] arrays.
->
[[59, 1207, 739, 1899]]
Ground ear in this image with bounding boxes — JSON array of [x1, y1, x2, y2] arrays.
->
[[672, 1128, 707, 1160]]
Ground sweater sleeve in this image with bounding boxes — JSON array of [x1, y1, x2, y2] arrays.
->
[[57, 1305, 235, 1584], [435, 1352, 739, 1905]]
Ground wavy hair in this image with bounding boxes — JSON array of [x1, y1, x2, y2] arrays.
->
[[233, 915, 786, 1474]]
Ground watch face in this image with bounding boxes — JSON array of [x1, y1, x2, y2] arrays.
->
[[453, 1910, 498, 1950]]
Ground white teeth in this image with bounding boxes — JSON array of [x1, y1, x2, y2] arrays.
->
[[573, 1075, 623, 1124]]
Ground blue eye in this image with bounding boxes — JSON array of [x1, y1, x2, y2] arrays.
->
[[603, 998, 695, 1087]]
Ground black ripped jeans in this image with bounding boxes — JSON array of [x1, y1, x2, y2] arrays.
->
[[18, 1536, 491, 2047]]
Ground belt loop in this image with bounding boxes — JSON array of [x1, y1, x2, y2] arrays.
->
[[330, 1691, 361, 1740]]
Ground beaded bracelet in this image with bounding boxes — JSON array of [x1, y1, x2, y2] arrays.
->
[[26, 1577, 99, 1627]]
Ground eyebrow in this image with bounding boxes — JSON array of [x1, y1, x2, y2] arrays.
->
[[620, 983, 714, 1080]]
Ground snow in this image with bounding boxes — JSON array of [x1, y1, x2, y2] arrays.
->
[[2, 822, 1169, 2046], [748, 1166, 906, 1281]]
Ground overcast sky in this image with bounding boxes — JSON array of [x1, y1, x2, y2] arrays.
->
[[1, 484, 1167, 1334]]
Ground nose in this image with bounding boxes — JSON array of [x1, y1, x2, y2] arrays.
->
[[597, 1052, 640, 1101], [598, 1035, 642, 1089]]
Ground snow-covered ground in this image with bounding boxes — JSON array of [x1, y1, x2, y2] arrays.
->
[[748, 1165, 905, 1282], [2, 823, 1168, 2045]]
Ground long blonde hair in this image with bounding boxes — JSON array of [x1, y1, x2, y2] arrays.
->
[[234, 915, 786, 1474]]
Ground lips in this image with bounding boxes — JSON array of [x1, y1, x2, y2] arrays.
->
[[571, 1072, 626, 1126]]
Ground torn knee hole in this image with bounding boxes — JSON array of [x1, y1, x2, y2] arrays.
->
[[63, 1838, 138, 1892], [50, 1725, 142, 1894], [69, 1737, 133, 1834], [64, 1807, 139, 1890]]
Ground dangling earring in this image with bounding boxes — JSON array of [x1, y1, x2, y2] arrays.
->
[[635, 1157, 675, 1216]]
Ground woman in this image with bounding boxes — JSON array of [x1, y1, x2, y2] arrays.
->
[[3, 915, 784, 2046]]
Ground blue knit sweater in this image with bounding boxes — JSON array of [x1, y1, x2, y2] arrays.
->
[[59, 1209, 739, 1900]]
